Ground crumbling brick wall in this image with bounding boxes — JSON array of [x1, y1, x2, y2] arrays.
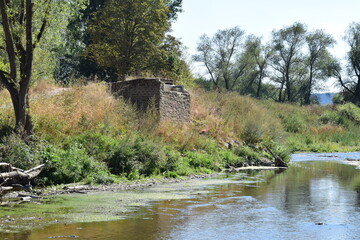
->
[[110, 78, 190, 122]]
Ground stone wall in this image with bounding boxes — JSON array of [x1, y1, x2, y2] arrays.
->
[[160, 91, 190, 122], [111, 78, 162, 110], [110, 78, 190, 122]]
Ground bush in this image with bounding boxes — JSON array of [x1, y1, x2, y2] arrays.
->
[[218, 150, 244, 168], [84, 171, 116, 185], [73, 132, 118, 161], [106, 136, 167, 176], [183, 151, 218, 170], [264, 141, 291, 163], [0, 134, 40, 170], [241, 122, 263, 144], [282, 113, 305, 133], [319, 111, 345, 125], [234, 146, 262, 165], [338, 103, 360, 124], [168, 154, 194, 176], [39, 143, 108, 185]]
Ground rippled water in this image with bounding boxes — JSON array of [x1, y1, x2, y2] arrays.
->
[[3, 153, 360, 240]]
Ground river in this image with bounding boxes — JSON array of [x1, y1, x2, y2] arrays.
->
[[2, 152, 360, 240]]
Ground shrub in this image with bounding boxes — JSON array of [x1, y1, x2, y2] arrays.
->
[[234, 146, 262, 165], [0, 134, 40, 170], [241, 122, 263, 144], [183, 151, 217, 170], [73, 132, 119, 161], [106, 136, 167, 176], [39, 143, 107, 185], [84, 171, 116, 185], [338, 103, 360, 124], [218, 150, 244, 168], [319, 111, 345, 125], [282, 113, 305, 133], [265, 141, 291, 163]]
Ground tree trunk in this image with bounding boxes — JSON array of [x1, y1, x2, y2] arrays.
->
[[278, 77, 285, 102], [304, 66, 313, 105], [353, 77, 360, 105], [9, 89, 34, 138], [256, 67, 264, 98], [0, 0, 34, 139]]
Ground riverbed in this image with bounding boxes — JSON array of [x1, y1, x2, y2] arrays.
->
[[1, 152, 360, 240]]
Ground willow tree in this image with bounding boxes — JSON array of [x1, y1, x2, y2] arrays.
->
[[270, 22, 307, 102], [194, 26, 248, 90], [339, 22, 360, 105], [0, 0, 87, 138], [304, 30, 335, 105], [87, 0, 171, 81]]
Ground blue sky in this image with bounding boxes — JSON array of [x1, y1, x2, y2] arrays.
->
[[172, 0, 360, 56], [171, 0, 360, 91]]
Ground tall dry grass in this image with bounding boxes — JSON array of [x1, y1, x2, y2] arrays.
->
[[155, 88, 285, 151], [31, 82, 135, 140]]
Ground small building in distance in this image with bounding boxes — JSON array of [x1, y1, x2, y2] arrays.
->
[[110, 78, 190, 122]]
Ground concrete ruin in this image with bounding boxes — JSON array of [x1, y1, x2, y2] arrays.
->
[[110, 78, 190, 122]]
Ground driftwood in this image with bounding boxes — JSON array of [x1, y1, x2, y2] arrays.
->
[[0, 163, 44, 195], [264, 146, 288, 168]]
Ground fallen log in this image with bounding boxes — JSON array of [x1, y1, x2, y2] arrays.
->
[[0, 163, 45, 195]]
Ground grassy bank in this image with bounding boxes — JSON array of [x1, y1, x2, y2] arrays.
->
[[0, 81, 360, 185]]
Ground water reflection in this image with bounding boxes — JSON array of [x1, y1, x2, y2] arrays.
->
[[2, 159, 360, 240]]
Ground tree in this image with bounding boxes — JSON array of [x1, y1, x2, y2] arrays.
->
[[0, 0, 87, 137], [270, 22, 307, 102], [193, 26, 249, 90], [86, 0, 171, 81], [54, 0, 109, 84], [243, 36, 272, 98], [55, 0, 183, 84], [166, 0, 183, 21], [334, 22, 360, 105], [149, 34, 194, 85], [304, 30, 335, 104]]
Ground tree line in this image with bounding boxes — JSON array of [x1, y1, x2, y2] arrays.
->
[[0, 0, 190, 137], [0, 0, 360, 138], [194, 22, 360, 106]]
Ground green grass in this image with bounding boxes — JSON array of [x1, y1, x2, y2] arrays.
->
[[1, 82, 360, 184]]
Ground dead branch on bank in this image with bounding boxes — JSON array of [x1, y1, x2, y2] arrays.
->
[[0, 163, 44, 195]]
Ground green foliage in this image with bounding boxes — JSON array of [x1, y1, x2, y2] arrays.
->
[[72, 132, 119, 161], [282, 113, 306, 133], [241, 122, 264, 144], [127, 170, 141, 180], [87, 0, 171, 80], [0, 134, 40, 170], [338, 103, 360, 124], [332, 93, 345, 104], [234, 146, 262, 165], [183, 151, 218, 170], [218, 150, 244, 168], [263, 141, 291, 163], [84, 171, 116, 185], [106, 136, 167, 176], [39, 143, 109, 185], [150, 35, 195, 85], [193, 26, 249, 90], [319, 110, 346, 125]]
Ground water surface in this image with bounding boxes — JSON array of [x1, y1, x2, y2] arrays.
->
[[2, 152, 360, 240]]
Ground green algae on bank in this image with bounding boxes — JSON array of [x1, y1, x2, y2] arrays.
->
[[0, 174, 261, 233]]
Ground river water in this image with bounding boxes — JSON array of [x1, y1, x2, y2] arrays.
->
[[3, 152, 360, 240]]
